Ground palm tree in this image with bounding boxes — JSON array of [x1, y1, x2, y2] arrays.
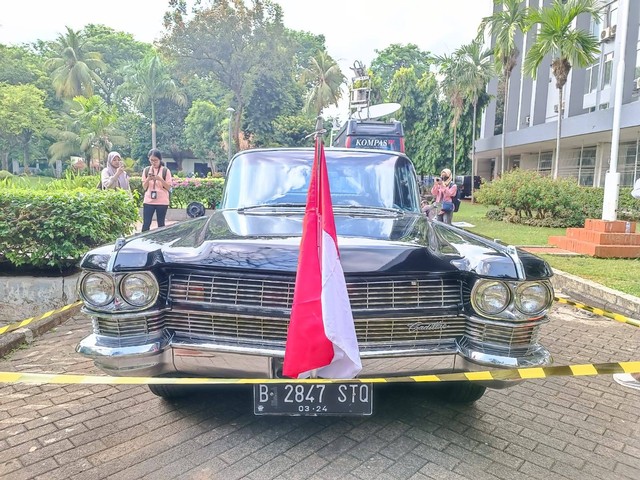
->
[[48, 95, 127, 168], [477, 0, 528, 176], [524, 0, 601, 179], [455, 40, 494, 200], [436, 52, 465, 180], [117, 53, 187, 149], [300, 51, 346, 117], [45, 27, 106, 100]]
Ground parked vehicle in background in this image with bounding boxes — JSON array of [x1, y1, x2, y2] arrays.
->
[[455, 175, 482, 199], [76, 147, 554, 415], [332, 118, 405, 153]]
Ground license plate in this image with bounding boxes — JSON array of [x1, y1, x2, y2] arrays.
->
[[253, 383, 373, 416]]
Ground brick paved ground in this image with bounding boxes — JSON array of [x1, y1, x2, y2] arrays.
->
[[0, 303, 638, 480]]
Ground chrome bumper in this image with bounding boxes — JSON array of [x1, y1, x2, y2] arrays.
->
[[77, 331, 552, 389]]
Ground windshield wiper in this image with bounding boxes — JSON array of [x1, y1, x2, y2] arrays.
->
[[237, 203, 306, 213], [332, 205, 405, 216]]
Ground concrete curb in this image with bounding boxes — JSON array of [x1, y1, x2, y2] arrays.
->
[[0, 303, 82, 358], [551, 268, 640, 319]]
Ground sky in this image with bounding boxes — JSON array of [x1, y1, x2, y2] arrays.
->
[[0, 0, 493, 118]]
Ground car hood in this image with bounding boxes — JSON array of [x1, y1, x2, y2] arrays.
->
[[80, 210, 552, 280]]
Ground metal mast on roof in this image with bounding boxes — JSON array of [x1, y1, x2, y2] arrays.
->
[[348, 60, 371, 119]]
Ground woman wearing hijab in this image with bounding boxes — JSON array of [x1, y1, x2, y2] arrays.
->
[[430, 168, 457, 225], [101, 151, 131, 192]]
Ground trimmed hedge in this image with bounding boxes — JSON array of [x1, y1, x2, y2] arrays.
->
[[0, 189, 138, 269], [475, 169, 640, 227], [128, 176, 225, 208]]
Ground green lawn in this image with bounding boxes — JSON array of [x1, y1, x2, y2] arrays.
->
[[454, 201, 640, 298]]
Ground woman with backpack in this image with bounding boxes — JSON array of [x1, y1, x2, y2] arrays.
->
[[141, 148, 172, 232], [430, 168, 457, 225]]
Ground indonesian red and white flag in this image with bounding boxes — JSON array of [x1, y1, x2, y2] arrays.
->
[[282, 138, 362, 379]]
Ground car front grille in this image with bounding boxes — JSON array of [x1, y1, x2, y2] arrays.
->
[[464, 317, 546, 356], [168, 271, 464, 312], [160, 270, 466, 349], [92, 312, 165, 336], [162, 310, 467, 350], [90, 271, 546, 356]]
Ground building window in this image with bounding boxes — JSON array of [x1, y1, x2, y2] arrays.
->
[[538, 152, 552, 176], [590, 14, 602, 37], [636, 42, 640, 79], [599, 103, 610, 110], [619, 141, 639, 186], [578, 147, 596, 187], [608, 1, 618, 28], [584, 63, 599, 94], [602, 52, 614, 88]]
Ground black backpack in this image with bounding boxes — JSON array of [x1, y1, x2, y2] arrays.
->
[[144, 166, 172, 199], [453, 185, 462, 212], [143, 166, 168, 182]]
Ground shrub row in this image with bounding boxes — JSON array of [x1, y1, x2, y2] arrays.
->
[[0, 189, 139, 269], [2, 173, 226, 209], [128, 176, 225, 208], [475, 169, 640, 227]]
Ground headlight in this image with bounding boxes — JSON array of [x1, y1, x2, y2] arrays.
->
[[81, 273, 115, 307], [473, 280, 510, 315], [515, 282, 552, 315], [120, 273, 158, 307]]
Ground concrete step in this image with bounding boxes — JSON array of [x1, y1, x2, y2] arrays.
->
[[565, 228, 640, 245], [549, 235, 640, 258], [584, 219, 636, 233]]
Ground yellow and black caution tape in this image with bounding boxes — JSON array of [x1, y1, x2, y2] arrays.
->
[[0, 361, 638, 385], [554, 296, 640, 328], [0, 301, 82, 336]]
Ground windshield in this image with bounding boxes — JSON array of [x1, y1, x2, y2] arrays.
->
[[221, 149, 420, 212]]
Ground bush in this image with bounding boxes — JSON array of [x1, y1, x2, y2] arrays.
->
[[0, 170, 13, 180], [170, 177, 225, 208], [0, 188, 138, 269], [475, 170, 640, 228], [129, 176, 225, 208]]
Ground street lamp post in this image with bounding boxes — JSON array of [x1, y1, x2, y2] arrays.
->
[[226, 107, 235, 163]]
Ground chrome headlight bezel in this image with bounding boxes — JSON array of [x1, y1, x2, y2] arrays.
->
[[119, 273, 159, 308], [79, 272, 115, 307], [471, 279, 554, 320], [514, 281, 553, 316], [471, 280, 511, 316]]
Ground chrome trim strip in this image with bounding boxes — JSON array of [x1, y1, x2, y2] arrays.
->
[[506, 245, 526, 281], [82, 306, 168, 319]]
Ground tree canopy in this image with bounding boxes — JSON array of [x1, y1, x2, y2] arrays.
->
[[0, 2, 505, 181]]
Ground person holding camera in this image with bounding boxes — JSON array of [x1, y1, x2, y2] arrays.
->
[[101, 151, 130, 191], [141, 148, 172, 232], [430, 168, 457, 225]]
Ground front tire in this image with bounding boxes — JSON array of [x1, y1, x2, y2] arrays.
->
[[148, 383, 189, 399], [438, 382, 486, 403]]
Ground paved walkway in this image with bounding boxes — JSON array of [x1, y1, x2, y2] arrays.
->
[[0, 303, 638, 479], [133, 221, 178, 233]]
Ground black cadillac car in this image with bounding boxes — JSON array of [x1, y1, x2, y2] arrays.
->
[[76, 148, 554, 414]]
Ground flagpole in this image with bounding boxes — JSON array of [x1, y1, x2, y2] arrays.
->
[[282, 115, 361, 380], [310, 116, 325, 381]]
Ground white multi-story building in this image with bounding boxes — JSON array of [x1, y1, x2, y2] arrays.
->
[[475, 0, 640, 187]]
